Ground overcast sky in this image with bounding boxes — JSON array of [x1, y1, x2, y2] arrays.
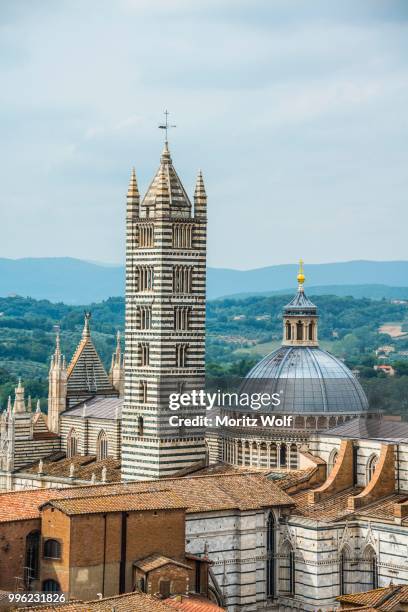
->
[[0, 0, 407, 270]]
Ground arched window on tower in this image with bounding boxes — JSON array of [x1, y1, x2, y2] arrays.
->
[[279, 540, 295, 596], [67, 428, 78, 459], [366, 454, 379, 484], [43, 539, 61, 560], [97, 430, 108, 461], [25, 530, 40, 586], [285, 321, 292, 340], [266, 512, 275, 599], [308, 321, 314, 341], [296, 321, 303, 341]]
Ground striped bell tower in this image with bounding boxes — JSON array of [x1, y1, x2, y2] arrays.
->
[[121, 140, 207, 481]]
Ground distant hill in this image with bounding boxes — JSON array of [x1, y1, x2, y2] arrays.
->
[[221, 284, 408, 301], [1, 258, 408, 303]]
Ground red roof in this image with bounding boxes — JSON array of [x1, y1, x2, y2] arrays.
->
[[165, 596, 224, 611]]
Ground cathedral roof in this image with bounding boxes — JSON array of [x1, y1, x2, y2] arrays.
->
[[62, 397, 122, 420], [141, 142, 192, 217], [283, 287, 317, 316], [66, 314, 115, 397]]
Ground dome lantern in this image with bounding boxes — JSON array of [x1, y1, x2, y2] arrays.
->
[[283, 260, 318, 347]]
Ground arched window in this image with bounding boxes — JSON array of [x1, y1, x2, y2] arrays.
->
[[43, 539, 61, 560], [43, 579, 61, 593], [339, 546, 352, 595], [97, 430, 108, 461], [308, 321, 314, 341], [67, 428, 78, 459], [285, 321, 292, 340], [25, 530, 40, 585], [280, 444, 287, 468], [363, 546, 378, 590], [328, 449, 339, 475], [296, 321, 303, 341], [366, 454, 379, 484], [279, 541, 295, 596], [138, 416, 144, 437], [266, 512, 275, 599]]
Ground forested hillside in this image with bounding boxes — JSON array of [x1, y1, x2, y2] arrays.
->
[[1, 293, 408, 415]]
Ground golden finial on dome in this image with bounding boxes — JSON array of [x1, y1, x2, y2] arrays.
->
[[297, 259, 305, 286]]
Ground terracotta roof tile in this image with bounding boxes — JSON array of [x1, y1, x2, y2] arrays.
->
[[0, 472, 293, 524], [134, 553, 190, 572], [44, 490, 186, 515], [165, 595, 225, 611], [337, 584, 408, 610], [21, 455, 121, 483], [19, 592, 175, 611]]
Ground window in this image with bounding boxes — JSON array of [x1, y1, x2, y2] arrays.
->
[[173, 265, 192, 293], [25, 531, 40, 585], [280, 444, 287, 468], [285, 321, 291, 340], [139, 381, 148, 403], [67, 428, 78, 459], [363, 546, 378, 590], [138, 306, 152, 330], [138, 416, 144, 437], [139, 342, 150, 366], [339, 546, 352, 595], [279, 541, 295, 596], [97, 430, 108, 461], [173, 223, 192, 248], [137, 223, 154, 247], [296, 321, 303, 341], [366, 454, 379, 484], [43, 579, 61, 593], [308, 321, 314, 341], [266, 512, 275, 598], [43, 539, 61, 560], [159, 579, 171, 598], [176, 344, 188, 367], [328, 449, 339, 475], [137, 266, 154, 291], [174, 306, 190, 330]]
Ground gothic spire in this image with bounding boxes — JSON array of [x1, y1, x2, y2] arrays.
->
[[127, 167, 140, 218], [82, 312, 91, 339], [194, 170, 207, 218], [13, 378, 26, 413]]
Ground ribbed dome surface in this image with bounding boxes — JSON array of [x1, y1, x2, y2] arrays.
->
[[239, 346, 368, 413]]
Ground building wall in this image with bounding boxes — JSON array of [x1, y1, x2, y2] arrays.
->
[[0, 518, 40, 591], [60, 416, 121, 460]]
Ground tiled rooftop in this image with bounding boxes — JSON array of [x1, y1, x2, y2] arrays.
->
[[0, 472, 293, 523], [165, 595, 225, 611], [44, 490, 186, 516], [324, 416, 408, 444], [18, 592, 177, 611], [337, 584, 408, 610], [20, 454, 121, 483], [134, 553, 190, 573], [62, 396, 123, 420]]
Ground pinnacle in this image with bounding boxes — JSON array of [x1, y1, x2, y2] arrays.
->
[[127, 167, 139, 198]]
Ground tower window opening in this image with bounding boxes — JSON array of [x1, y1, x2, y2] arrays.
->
[[285, 321, 291, 340], [173, 265, 192, 293], [139, 381, 148, 403], [308, 321, 314, 341], [176, 344, 188, 367], [139, 342, 150, 366], [138, 416, 144, 437], [174, 306, 190, 330], [138, 224, 154, 247], [296, 321, 303, 341], [138, 306, 152, 330], [173, 223, 192, 248], [137, 266, 154, 291]]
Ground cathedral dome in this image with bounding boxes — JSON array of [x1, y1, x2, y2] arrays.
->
[[236, 261, 369, 415], [239, 345, 369, 414]]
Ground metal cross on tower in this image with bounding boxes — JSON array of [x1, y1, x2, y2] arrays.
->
[[158, 109, 176, 142]]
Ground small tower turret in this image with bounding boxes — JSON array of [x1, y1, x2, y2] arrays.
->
[[194, 170, 207, 218], [110, 330, 124, 397], [127, 167, 140, 219], [48, 328, 67, 434], [13, 379, 26, 413], [282, 260, 319, 347]]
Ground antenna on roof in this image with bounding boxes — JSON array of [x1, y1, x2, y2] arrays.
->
[[158, 109, 176, 144]]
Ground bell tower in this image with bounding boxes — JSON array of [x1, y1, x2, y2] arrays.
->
[[48, 329, 67, 434], [282, 260, 319, 347], [121, 133, 207, 481]]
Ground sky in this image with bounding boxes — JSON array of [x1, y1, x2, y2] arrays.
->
[[0, 0, 407, 270]]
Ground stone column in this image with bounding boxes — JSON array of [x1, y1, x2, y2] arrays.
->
[[267, 442, 271, 468], [241, 439, 246, 466], [256, 441, 261, 467], [277, 442, 281, 468]]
